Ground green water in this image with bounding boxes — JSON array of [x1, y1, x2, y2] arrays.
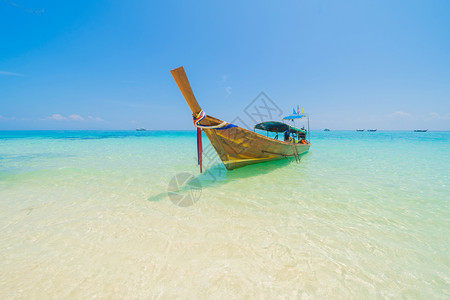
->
[[0, 130, 449, 298]]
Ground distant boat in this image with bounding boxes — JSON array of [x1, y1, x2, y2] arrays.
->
[[136, 128, 147, 131], [324, 129, 330, 131], [356, 129, 364, 132], [367, 129, 377, 132], [414, 129, 428, 132]]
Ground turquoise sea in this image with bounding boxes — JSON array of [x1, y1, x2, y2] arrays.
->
[[0, 130, 449, 298]]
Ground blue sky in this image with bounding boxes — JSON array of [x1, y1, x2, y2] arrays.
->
[[1, 0, 449, 130]]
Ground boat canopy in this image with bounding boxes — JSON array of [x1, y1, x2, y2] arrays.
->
[[254, 121, 306, 134], [282, 114, 307, 120]]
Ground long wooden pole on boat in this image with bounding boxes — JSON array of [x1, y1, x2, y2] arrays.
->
[[170, 66, 202, 116], [171, 66, 205, 173]]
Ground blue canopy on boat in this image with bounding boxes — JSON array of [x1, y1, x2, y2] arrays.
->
[[282, 114, 307, 120], [254, 121, 289, 132], [254, 121, 306, 134]]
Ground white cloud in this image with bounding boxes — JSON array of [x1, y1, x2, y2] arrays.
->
[[69, 114, 84, 121], [43, 114, 103, 122], [88, 116, 104, 122], [48, 114, 67, 120], [0, 70, 23, 76], [389, 111, 413, 119], [225, 86, 232, 97], [0, 115, 5, 120], [221, 74, 228, 83], [428, 112, 450, 120], [429, 112, 440, 119]]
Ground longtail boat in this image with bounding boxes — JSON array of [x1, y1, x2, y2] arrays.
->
[[171, 66, 311, 171]]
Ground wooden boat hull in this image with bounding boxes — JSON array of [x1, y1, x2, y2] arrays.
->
[[203, 116, 310, 170]]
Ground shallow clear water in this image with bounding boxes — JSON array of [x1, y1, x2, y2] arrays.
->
[[0, 130, 449, 298]]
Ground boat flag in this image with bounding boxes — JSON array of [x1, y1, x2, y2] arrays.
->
[[293, 108, 296, 114], [302, 107, 304, 114], [297, 105, 300, 114]]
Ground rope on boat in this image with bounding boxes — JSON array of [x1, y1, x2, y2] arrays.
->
[[193, 110, 237, 130], [193, 110, 228, 129]]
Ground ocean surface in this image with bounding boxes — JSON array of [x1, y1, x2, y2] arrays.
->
[[0, 130, 449, 298]]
